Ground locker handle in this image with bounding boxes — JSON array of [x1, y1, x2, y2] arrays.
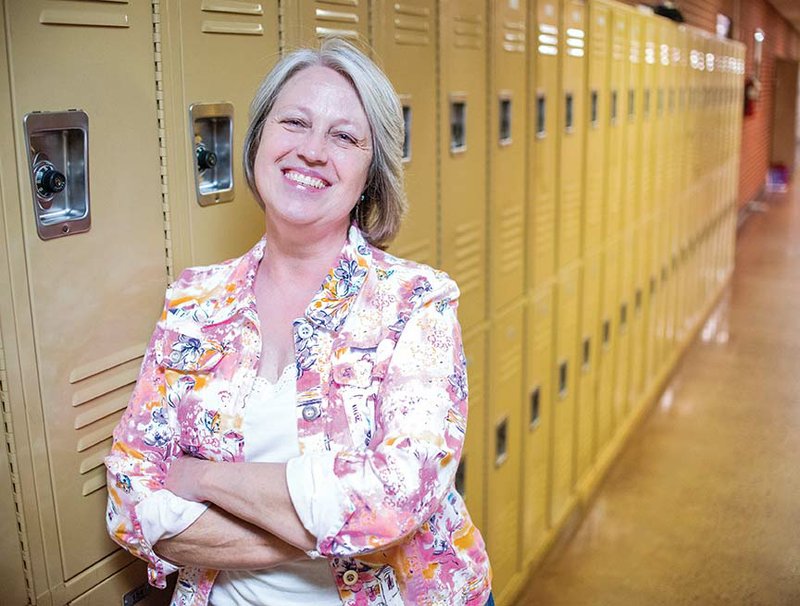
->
[[602, 319, 611, 347], [530, 387, 541, 428], [450, 99, 467, 152], [590, 90, 599, 127], [610, 90, 618, 125], [558, 360, 568, 398], [620, 303, 628, 329], [635, 288, 643, 312], [35, 161, 66, 199], [582, 337, 591, 370], [536, 94, 546, 138], [402, 105, 412, 161], [499, 95, 512, 144], [564, 93, 574, 132], [643, 88, 651, 118], [495, 417, 508, 467], [628, 89, 636, 120]]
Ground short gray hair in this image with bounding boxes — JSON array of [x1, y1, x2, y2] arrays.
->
[[243, 38, 406, 248]]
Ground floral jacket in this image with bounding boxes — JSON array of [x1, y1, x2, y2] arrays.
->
[[105, 226, 492, 606]]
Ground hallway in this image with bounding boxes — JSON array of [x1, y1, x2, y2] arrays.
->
[[514, 182, 800, 605]]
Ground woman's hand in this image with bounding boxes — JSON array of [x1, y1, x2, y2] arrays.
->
[[165, 456, 210, 503]]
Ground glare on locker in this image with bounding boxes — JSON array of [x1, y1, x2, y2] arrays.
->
[[528, 0, 561, 290], [282, 0, 369, 49], [557, 0, 587, 269], [576, 253, 601, 480], [551, 264, 580, 527], [522, 285, 555, 563], [373, 0, 438, 267], [489, 0, 528, 312], [460, 328, 487, 536], [159, 1, 280, 271], [604, 3, 628, 242], [595, 241, 619, 451], [487, 306, 525, 599], [439, 0, 488, 331]]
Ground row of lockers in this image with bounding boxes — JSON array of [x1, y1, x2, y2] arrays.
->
[[0, 0, 743, 604]]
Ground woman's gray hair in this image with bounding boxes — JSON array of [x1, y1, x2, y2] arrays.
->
[[243, 38, 407, 248]]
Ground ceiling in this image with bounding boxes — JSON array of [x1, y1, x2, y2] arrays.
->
[[769, 0, 800, 35]]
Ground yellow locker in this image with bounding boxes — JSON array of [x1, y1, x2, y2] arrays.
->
[[522, 285, 555, 564], [487, 307, 525, 600], [439, 0, 488, 331], [583, 1, 610, 255], [489, 0, 528, 312], [621, 7, 642, 233], [638, 12, 657, 222], [595, 241, 618, 451], [576, 253, 601, 481], [557, 0, 587, 269], [282, 0, 369, 48], [604, 3, 628, 243], [529, 0, 561, 290], [551, 264, 580, 526], [159, 1, 280, 271], [643, 221, 660, 390], [373, 0, 438, 267], [627, 225, 647, 409], [460, 328, 487, 537], [0, 1, 171, 602], [613, 230, 633, 423]]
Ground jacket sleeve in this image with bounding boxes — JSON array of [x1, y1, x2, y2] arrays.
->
[[104, 283, 187, 588], [287, 276, 468, 558]]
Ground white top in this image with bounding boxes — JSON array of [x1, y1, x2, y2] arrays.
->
[[135, 364, 340, 605]]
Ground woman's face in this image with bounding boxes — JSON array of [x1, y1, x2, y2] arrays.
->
[[254, 65, 373, 237]]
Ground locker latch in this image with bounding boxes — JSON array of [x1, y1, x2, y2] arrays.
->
[[189, 102, 234, 206]]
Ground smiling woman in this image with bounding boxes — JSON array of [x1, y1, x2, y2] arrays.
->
[[104, 38, 492, 606]]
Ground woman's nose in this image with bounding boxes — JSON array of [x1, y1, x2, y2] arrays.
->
[[296, 130, 328, 164]]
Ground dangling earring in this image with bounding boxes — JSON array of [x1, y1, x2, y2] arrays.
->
[[356, 193, 366, 226]]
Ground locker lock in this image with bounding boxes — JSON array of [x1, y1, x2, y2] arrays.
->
[[34, 157, 66, 203], [196, 145, 217, 171]]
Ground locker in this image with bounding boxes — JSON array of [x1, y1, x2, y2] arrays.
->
[[159, 1, 279, 272], [557, 0, 587, 269], [69, 562, 170, 606], [489, 0, 528, 312], [627, 225, 647, 408], [460, 328, 488, 537], [613, 230, 633, 423], [643, 220, 659, 388], [551, 264, 580, 526], [487, 307, 525, 599], [576, 253, 601, 480], [604, 3, 628, 242], [439, 0, 488, 331], [638, 12, 657, 222], [528, 0, 561, 290], [621, 7, 641, 233], [282, 0, 369, 49], [373, 0, 438, 267], [522, 285, 555, 564], [595, 241, 618, 451], [1, 0, 169, 601]]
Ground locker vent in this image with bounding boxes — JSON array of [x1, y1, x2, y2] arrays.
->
[[315, 0, 361, 40], [392, 3, 432, 47], [39, 1, 131, 29], [452, 14, 483, 50], [503, 20, 525, 54], [0, 342, 36, 602]]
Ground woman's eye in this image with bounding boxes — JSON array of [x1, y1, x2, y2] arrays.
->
[[334, 132, 357, 144], [282, 118, 305, 128]]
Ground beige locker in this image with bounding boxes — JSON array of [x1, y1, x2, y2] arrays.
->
[[638, 12, 656, 223], [576, 253, 601, 481], [460, 328, 487, 537], [282, 0, 369, 49], [439, 0, 488, 331], [373, 0, 438, 267], [528, 0, 560, 291], [557, 0, 587, 270], [158, 1, 279, 272], [627, 225, 647, 409], [551, 264, 580, 526], [487, 307, 525, 599], [604, 2, 628, 242], [584, 0, 610, 256], [621, 7, 641, 233], [0, 0, 170, 602], [613, 230, 633, 423], [70, 562, 171, 606], [522, 285, 554, 565], [489, 0, 528, 312], [595, 241, 618, 451]]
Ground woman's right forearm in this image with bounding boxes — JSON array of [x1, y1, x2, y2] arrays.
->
[[153, 506, 307, 570]]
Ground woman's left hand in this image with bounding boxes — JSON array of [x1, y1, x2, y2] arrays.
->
[[165, 456, 210, 502]]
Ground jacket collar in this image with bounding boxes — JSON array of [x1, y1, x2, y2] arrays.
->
[[201, 224, 372, 333]]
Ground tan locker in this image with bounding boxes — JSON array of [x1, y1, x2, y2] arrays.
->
[[550, 264, 580, 527], [439, 0, 487, 331], [627, 225, 647, 408], [638, 12, 656, 223], [487, 307, 525, 599], [522, 285, 555, 564], [604, 3, 628, 242], [528, 0, 560, 290], [373, 0, 438, 267], [489, 0, 528, 312], [583, 1, 610, 256], [621, 6, 641, 233], [576, 253, 601, 481], [612, 230, 633, 422], [282, 0, 369, 49], [1, 0, 169, 602], [595, 241, 618, 451], [460, 328, 487, 537], [158, 2, 279, 272], [557, 0, 586, 269], [70, 562, 171, 606]]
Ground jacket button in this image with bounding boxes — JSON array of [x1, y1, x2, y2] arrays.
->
[[302, 405, 320, 421], [342, 570, 359, 586]]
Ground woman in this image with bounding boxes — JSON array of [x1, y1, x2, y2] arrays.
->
[[105, 38, 492, 606]]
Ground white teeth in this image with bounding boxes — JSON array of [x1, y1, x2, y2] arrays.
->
[[285, 171, 326, 189]]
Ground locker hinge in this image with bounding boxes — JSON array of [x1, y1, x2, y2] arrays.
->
[[0, 341, 36, 604], [152, 0, 175, 282]]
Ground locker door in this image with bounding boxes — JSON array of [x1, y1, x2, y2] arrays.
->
[[528, 0, 561, 291], [576, 253, 600, 481], [551, 264, 580, 526], [282, 0, 369, 49], [522, 285, 554, 563], [596, 241, 618, 449], [439, 0, 487, 332], [638, 12, 656, 223], [160, 1, 279, 272], [584, 1, 610, 256], [489, 0, 528, 312], [3, 0, 168, 600], [460, 328, 487, 536], [557, 0, 586, 270], [604, 3, 628, 243], [373, 0, 438, 267], [628, 224, 647, 406], [613, 230, 633, 422], [487, 307, 524, 599], [621, 8, 641, 233]]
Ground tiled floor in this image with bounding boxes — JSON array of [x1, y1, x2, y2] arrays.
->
[[514, 181, 800, 605]]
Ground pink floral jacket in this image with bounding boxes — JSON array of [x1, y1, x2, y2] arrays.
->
[[105, 226, 492, 606]]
